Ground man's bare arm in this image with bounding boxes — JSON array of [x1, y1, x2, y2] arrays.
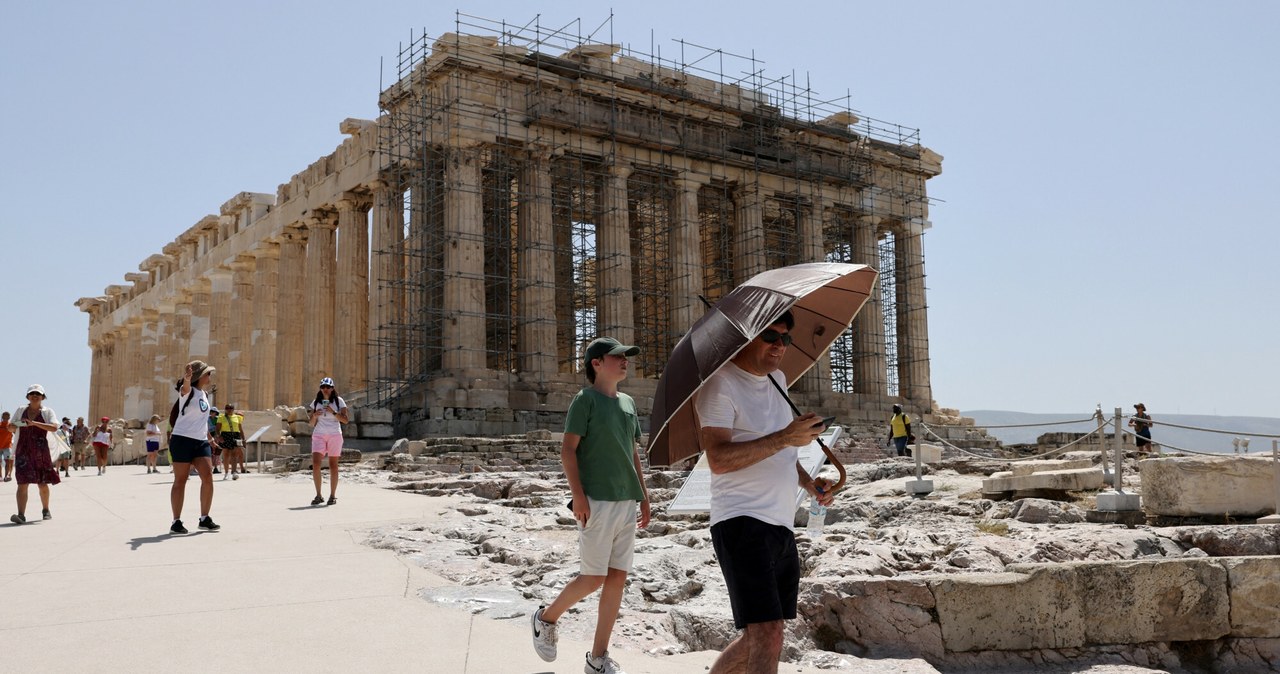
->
[[701, 413, 822, 475]]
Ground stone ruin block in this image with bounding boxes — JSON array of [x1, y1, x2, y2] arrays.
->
[[356, 407, 393, 424], [359, 424, 393, 439], [289, 421, 312, 437], [1140, 456, 1278, 518], [287, 406, 309, 423]]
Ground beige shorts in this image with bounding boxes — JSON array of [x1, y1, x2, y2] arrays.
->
[[578, 497, 637, 576]]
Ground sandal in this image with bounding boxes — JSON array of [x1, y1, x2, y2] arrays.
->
[[310, 495, 324, 506], [327, 496, 337, 506]]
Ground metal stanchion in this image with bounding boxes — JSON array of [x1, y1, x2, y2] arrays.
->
[[905, 426, 933, 497]]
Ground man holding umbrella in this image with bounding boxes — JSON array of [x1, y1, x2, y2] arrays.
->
[[695, 310, 833, 673]]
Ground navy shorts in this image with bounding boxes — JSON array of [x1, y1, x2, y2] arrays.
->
[[711, 516, 799, 629], [169, 435, 212, 464]]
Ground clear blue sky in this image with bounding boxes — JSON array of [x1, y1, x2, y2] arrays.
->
[[2, 1, 1276, 420]]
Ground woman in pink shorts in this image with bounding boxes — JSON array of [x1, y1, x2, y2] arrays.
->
[[307, 377, 347, 506]]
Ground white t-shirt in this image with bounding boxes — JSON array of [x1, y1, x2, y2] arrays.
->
[[145, 423, 161, 438], [308, 396, 347, 436], [694, 364, 799, 528], [171, 388, 211, 440]]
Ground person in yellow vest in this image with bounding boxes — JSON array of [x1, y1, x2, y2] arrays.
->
[[887, 404, 914, 457], [216, 405, 246, 481]]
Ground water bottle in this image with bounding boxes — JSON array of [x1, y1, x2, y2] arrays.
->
[[806, 491, 827, 538]]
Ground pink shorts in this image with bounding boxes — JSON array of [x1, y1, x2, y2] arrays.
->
[[311, 434, 343, 457]]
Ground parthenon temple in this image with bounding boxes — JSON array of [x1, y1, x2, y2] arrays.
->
[[77, 17, 942, 448]]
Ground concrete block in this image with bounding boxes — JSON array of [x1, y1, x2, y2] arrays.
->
[[1096, 491, 1141, 512], [1140, 456, 1277, 517], [905, 479, 934, 496], [917, 444, 942, 463]]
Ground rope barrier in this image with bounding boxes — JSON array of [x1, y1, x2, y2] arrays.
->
[[1116, 427, 1236, 457], [922, 416, 1096, 430], [919, 418, 1111, 462], [1139, 419, 1280, 439]]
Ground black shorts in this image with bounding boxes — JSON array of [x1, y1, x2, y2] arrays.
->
[[220, 432, 242, 449], [711, 516, 800, 629], [170, 435, 213, 464], [1136, 428, 1152, 447]]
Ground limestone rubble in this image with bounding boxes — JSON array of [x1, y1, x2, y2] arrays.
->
[[313, 446, 1280, 673]]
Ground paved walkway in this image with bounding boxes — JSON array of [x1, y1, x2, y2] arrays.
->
[[0, 466, 834, 674]]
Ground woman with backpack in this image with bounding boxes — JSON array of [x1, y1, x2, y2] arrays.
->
[[167, 360, 221, 534]]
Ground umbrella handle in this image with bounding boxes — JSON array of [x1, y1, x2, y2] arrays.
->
[[817, 437, 847, 494]]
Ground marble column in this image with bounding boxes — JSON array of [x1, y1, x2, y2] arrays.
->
[[517, 149, 557, 378], [670, 174, 706, 340], [334, 195, 371, 393], [370, 180, 404, 387], [276, 227, 308, 406], [897, 219, 932, 406], [229, 257, 255, 407], [734, 181, 765, 283], [796, 197, 829, 398], [153, 298, 175, 416], [138, 309, 160, 419], [249, 244, 279, 410], [188, 278, 212, 364], [442, 145, 486, 371], [171, 290, 193, 384], [99, 333, 116, 419], [597, 161, 634, 346], [88, 339, 103, 421], [854, 215, 887, 396], [303, 213, 337, 391], [207, 270, 233, 407], [119, 321, 139, 419]]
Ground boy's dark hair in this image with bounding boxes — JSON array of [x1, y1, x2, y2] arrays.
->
[[585, 359, 597, 383], [774, 310, 795, 330]]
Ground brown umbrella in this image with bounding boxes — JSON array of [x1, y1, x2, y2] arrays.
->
[[646, 262, 878, 492]]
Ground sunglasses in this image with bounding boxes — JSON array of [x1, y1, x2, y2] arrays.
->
[[320, 385, 334, 389], [759, 329, 793, 346]]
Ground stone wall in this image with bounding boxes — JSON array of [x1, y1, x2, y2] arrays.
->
[[799, 555, 1280, 663]]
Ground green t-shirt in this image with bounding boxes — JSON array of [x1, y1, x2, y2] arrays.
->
[[564, 387, 643, 502]]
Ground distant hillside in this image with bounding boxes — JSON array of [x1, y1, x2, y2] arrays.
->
[[962, 410, 1280, 454]]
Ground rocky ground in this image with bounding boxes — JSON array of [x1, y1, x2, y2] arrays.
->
[[278, 449, 1272, 673]]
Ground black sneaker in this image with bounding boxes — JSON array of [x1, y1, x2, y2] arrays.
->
[[198, 516, 220, 531], [327, 495, 337, 506], [311, 495, 324, 506], [10, 514, 26, 525], [212, 468, 221, 474], [170, 520, 188, 534], [42, 509, 51, 520]]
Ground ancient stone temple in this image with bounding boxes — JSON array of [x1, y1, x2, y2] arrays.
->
[[78, 18, 942, 448]]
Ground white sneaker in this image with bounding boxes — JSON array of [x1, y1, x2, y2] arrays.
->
[[232, 472, 239, 481], [530, 606, 557, 662], [584, 651, 626, 674]]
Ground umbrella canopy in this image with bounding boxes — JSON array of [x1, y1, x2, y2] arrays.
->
[[646, 262, 878, 469]]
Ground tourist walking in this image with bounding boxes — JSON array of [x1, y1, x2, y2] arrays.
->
[[10, 385, 61, 524], [70, 417, 90, 471], [0, 412, 14, 482], [207, 407, 223, 474], [145, 414, 163, 473], [55, 417, 72, 477], [887, 404, 913, 457], [693, 311, 831, 674], [168, 360, 220, 534], [217, 404, 245, 480], [530, 338, 651, 674], [91, 417, 113, 475], [1130, 403, 1154, 454], [307, 378, 347, 506]]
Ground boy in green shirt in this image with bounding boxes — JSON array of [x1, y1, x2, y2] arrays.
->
[[531, 337, 651, 674]]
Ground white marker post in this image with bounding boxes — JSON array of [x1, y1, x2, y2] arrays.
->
[[1097, 406, 1140, 512]]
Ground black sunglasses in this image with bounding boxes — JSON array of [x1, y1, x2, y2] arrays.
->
[[759, 329, 793, 346]]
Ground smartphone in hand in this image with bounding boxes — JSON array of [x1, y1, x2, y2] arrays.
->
[[812, 415, 838, 429]]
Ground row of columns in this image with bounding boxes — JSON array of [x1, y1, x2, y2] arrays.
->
[[84, 142, 931, 421], [87, 195, 375, 420]]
